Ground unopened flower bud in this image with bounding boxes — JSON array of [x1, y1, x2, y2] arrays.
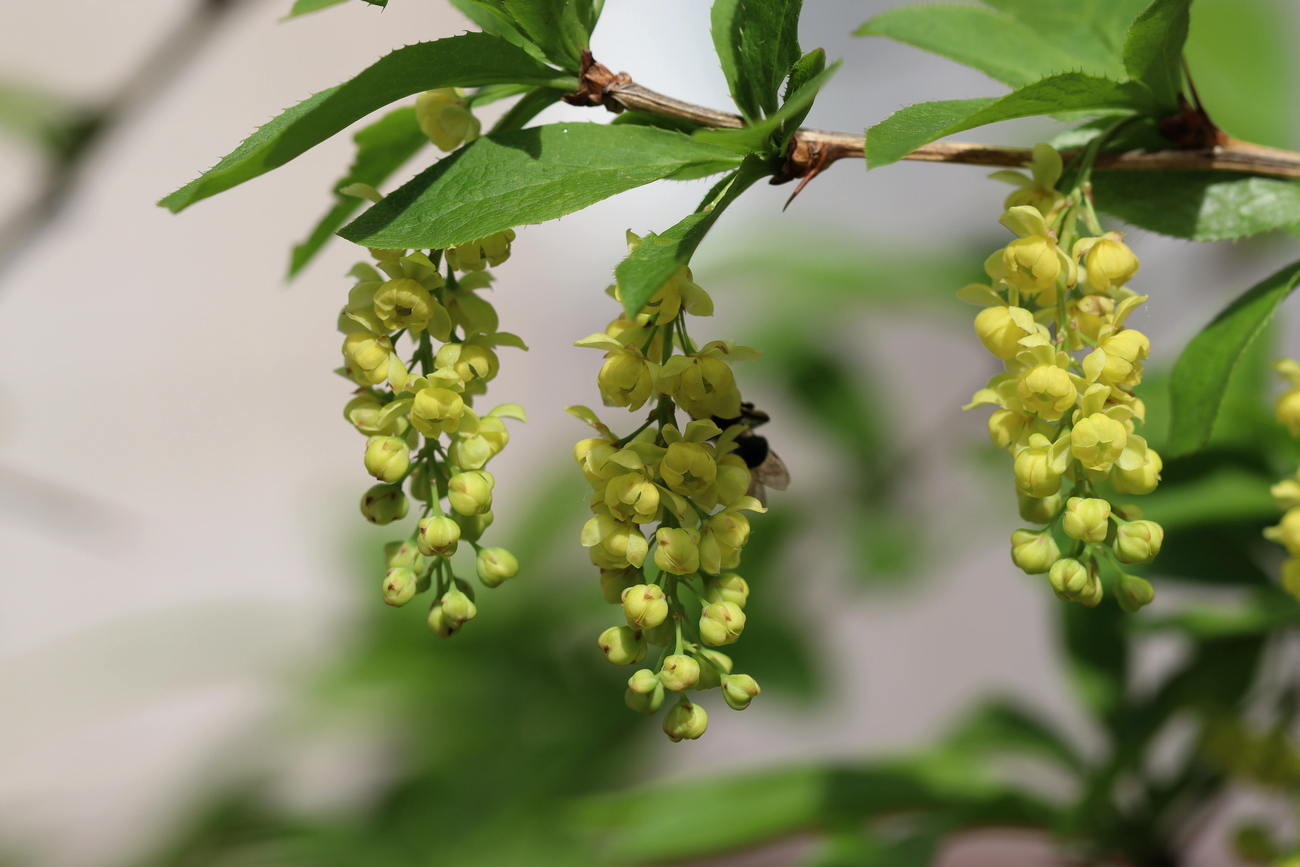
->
[[659, 654, 701, 691], [385, 539, 424, 571], [382, 567, 418, 606], [1271, 478, 1300, 510], [448, 470, 493, 516], [722, 673, 760, 710], [624, 681, 665, 715], [360, 483, 408, 524], [699, 601, 746, 646], [704, 573, 749, 608], [598, 625, 645, 665], [1010, 529, 1060, 574], [1014, 444, 1062, 498], [476, 547, 518, 587], [1276, 388, 1300, 437], [440, 587, 477, 624], [1117, 573, 1155, 612], [417, 515, 461, 556], [694, 648, 732, 690], [1071, 413, 1127, 472], [454, 509, 494, 542], [1017, 491, 1062, 524], [427, 601, 462, 637], [627, 668, 660, 695], [653, 527, 701, 575], [1265, 507, 1300, 556], [621, 583, 669, 629], [415, 88, 480, 152], [662, 698, 708, 742], [1114, 520, 1163, 564], [974, 306, 1037, 360], [1063, 497, 1112, 542], [1080, 233, 1139, 293], [1049, 558, 1091, 598]]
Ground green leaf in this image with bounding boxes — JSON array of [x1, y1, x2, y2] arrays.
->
[[1166, 259, 1300, 457], [866, 73, 1148, 169], [159, 34, 566, 213], [615, 156, 767, 317], [710, 0, 803, 121], [1060, 602, 1128, 725], [339, 123, 744, 249], [979, 0, 1149, 76], [284, 0, 382, 18], [1138, 467, 1278, 531], [1137, 590, 1300, 638], [0, 79, 81, 152], [1091, 171, 1300, 241], [856, 6, 1099, 88], [942, 700, 1085, 774], [287, 108, 426, 278], [1121, 0, 1191, 111], [778, 47, 826, 146], [463, 0, 598, 72], [693, 61, 838, 156]]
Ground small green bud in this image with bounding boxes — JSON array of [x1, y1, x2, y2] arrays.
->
[[659, 654, 701, 691], [476, 547, 518, 587], [1010, 528, 1060, 574], [385, 539, 425, 572], [624, 681, 665, 715], [417, 515, 461, 557], [693, 648, 733, 690], [427, 601, 461, 637], [621, 583, 669, 629], [440, 587, 478, 624], [663, 698, 708, 742], [598, 625, 645, 665], [1114, 520, 1164, 564], [627, 668, 660, 695], [704, 573, 749, 608], [599, 567, 639, 604], [360, 483, 408, 525], [1048, 558, 1094, 602], [1117, 573, 1155, 612], [382, 566, 418, 606], [1017, 490, 1062, 524], [699, 601, 746, 646], [448, 470, 494, 516], [722, 673, 760, 710], [364, 435, 409, 483], [1063, 496, 1111, 542], [454, 509, 494, 542]]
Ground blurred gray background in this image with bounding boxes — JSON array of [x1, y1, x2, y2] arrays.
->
[[1, 1, 1297, 864]]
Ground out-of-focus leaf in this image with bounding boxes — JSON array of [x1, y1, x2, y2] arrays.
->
[[866, 74, 1148, 169], [285, 0, 386, 19], [1093, 172, 1300, 241], [339, 123, 743, 249], [288, 107, 426, 277], [0, 79, 81, 152], [1166, 259, 1300, 456], [1121, 0, 1191, 112], [1149, 524, 1273, 586], [979, 0, 1148, 77], [1184, 0, 1296, 148], [574, 758, 1056, 864], [710, 0, 804, 121], [942, 699, 1085, 774], [1060, 602, 1128, 725], [159, 34, 566, 212], [809, 819, 956, 867], [857, 6, 1098, 87], [1137, 591, 1300, 637], [1138, 467, 1277, 530]]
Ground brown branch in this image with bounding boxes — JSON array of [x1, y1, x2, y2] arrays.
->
[[572, 55, 1300, 181]]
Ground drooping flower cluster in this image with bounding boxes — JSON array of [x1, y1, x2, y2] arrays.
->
[[340, 229, 525, 636], [571, 235, 768, 741], [1263, 359, 1300, 601], [967, 144, 1164, 611]]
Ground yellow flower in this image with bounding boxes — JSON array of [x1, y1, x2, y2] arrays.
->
[[990, 143, 1064, 218], [1017, 364, 1077, 421], [973, 305, 1040, 360], [656, 341, 757, 419], [985, 206, 1075, 300], [363, 435, 409, 483], [373, 278, 450, 336], [621, 583, 669, 628], [1062, 497, 1111, 542], [1074, 232, 1139, 294], [1010, 529, 1059, 574], [660, 441, 717, 497], [699, 600, 746, 646], [415, 89, 480, 152], [1264, 507, 1300, 556], [1110, 436, 1162, 495], [410, 386, 465, 437], [447, 469, 494, 516], [1071, 413, 1127, 472], [1276, 387, 1300, 436], [1093, 329, 1149, 388], [342, 332, 393, 386], [435, 341, 499, 386], [417, 515, 461, 557], [605, 472, 661, 523], [581, 510, 649, 568], [654, 527, 701, 575], [1115, 520, 1163, 564], [1049, 558, 1102, 607], [1070, 294, 1115, 345], [446, 230, 515, 271], [1013, 432, 1070, 497], [599, 349, 655, 410]]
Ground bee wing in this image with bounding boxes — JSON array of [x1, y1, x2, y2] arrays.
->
[[745, 478, 768, 506], [756, 451, 790, 491]]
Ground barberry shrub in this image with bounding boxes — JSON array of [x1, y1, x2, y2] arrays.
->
[[159, 1, 1300, 856]]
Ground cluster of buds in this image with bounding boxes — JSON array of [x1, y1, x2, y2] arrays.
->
[[1263, 359, 1300, 600], [966, 144, 1164, 611], [339, 225, 524, 636], [572, 234, 768, 741]]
